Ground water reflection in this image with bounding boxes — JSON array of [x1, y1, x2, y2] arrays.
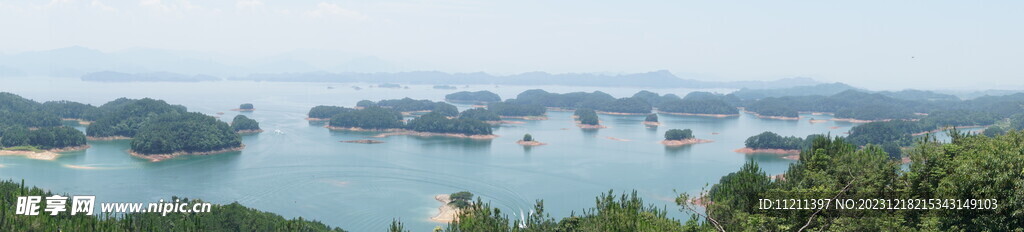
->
[[664, 144, 693, 156]]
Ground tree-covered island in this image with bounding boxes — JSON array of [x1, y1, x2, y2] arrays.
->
[[656, 92, 740, 117], [574, 108, 605, 129], [643, 113, 660, 126], [661, 128, 711, 146], [129, 112, 243, 162], [233, 103, 254, 111], [445, 90, 501, 103], [0, 93, 91, 160], [516, 133, 546, 146], [735, 131, 822, 155], [307, 105, 355, 121], [231, 115, 263, 134]]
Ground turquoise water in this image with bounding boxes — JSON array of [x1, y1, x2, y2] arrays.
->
[[1, 77, 861, 231]]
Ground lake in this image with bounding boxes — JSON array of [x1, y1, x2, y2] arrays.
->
[[1, 77, 865, 231]]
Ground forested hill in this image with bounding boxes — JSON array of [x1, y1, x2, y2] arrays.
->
[[0, 93, 88, 150], [657, 91, 740, 115], [511, 89, 651, 114]]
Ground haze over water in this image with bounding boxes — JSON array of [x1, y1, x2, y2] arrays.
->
[[3, 77, 889, 231]]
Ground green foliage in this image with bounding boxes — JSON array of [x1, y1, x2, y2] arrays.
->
[[328, 107, 404, 130], [458, 108, 501, 122], [130, 112, 242, 155], [389, 219, 409, 232], [356, 100, 377, 108], [574, 109, 599, 125], [631, 90, 681, 107], [982, 126, 1005, 137], [743, 131, 817, 150], [664, 129, 693, 140], [377, 98, 458, 116], [449, 191, 475, 209], [522, 134, 533, 142], [658, 99, 738, 115], [513, 89, 651, 113], [0, 93, 63, 128], [487, 102, 546, 117], [42, 100, 100, 120], [407, 112, 492, 135], [230, 115, 261, 132], [0, 179, 346, 231], [645, 113, 658, 122], [239, 103, 254, 110], [308, 105, 354, 119], [446, 91, 502, 103], [86, 98, 188, 138], [1, 127, 86, 150]]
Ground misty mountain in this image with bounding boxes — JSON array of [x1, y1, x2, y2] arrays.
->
[[231, 70, 820, 89], [81, 71, 219, 82]]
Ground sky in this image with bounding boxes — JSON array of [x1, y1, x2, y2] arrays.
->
[[0, 0, 1021, 90]]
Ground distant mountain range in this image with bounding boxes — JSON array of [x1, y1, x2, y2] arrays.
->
[[231, 70, 820, 89]]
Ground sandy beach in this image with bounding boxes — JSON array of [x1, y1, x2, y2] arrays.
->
[[430, 194, 459, 223], [831, 118, 883, 123], [229, 108, 255, 112], [517, 140, 547, 146], [910, 125, 987, 136], [605, 137, 631, 142], [733, 147, 801, 155], [739, 109, 800, 120], [661, 138, 713, 146], [305, 117, 331, 121], [129, 145, 245, 162], [642, 121, 661, 126], [0, 145, 90, 161]]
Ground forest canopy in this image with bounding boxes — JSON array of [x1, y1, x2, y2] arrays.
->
[[487, 101, 546, 117], [230, 115, 261, 132], [308, 105, 354, 119], [407, 112, 492, 135], [130, 112, 242, 155], [445, 91, 501, 103], [574, 108, 599, 125], [328, 107, 405, 130], [664, 129, 693, 140]]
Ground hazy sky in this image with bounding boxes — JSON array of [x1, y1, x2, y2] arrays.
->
[[0, 0, 1021, 90]]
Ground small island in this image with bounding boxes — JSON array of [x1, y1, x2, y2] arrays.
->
[[445, 90, 501, 104], [734, 131, 819, 155], [1, 127, 89, 160], [432, 191, 473, 223], [396, 112, 495, 139], [307, 105, 354, 121], [232, 103, 255, 112], [377, 83, 402, 88], [517, 133, 546, 146], [129, 112, 243, 162], [643, 113, 661, 126], [231, 115, 263, 134], [510, 89, 651, 114], [661, 129, 712, 146], [575, 109, 606, 129]]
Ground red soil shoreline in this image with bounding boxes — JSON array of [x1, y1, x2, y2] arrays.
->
[[733, 147, 801, 155]]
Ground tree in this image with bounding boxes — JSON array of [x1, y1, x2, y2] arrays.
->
[[239, 103, 254, 110], [130, 112, 242, 155], [522, 134, 533, 141], [449, 191, 474, 209], [664, 129, 693, 140]]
